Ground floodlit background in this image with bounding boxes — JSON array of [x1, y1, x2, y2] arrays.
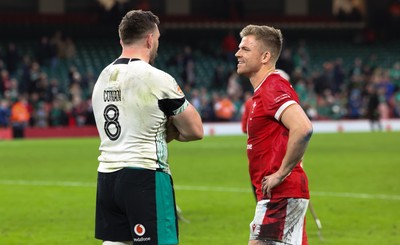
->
[[1, 0, 400, 131], [0, 0, 399, 244]]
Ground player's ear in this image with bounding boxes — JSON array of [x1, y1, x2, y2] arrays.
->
[[146, 33, 153, 49], [261, 51, 271, 64]]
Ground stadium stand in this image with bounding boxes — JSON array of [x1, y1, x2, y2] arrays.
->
[[1, 0, 400, 138]]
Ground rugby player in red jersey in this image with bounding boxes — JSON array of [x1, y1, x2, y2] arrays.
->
[[236, 25, 313, 245]]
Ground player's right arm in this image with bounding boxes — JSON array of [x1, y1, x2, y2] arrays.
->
[[262, 103, 313, 198], [170, 103, 203, 142]]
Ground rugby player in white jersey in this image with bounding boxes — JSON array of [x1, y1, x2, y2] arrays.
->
[[92, 10, 203, 245]]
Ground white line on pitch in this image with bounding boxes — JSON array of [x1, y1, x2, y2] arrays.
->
[[0, 179, 96, 187], [0, 180, 399, 201], [311, 191, 400, 201]]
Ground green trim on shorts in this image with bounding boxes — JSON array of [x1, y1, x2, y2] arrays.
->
[[156, 171, 178, 245]]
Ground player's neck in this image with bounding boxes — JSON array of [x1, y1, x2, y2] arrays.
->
[[120, 47, 149, 63], [250, 66, 276, 90]]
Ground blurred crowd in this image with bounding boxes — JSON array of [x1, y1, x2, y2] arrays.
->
[[174, 34, 400, 127], [0, 32, 95, 134], [274, 41, 400, 123], [1, 31, 400, 134]]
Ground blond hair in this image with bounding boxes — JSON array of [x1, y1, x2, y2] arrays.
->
[[240, 25, 283, 63]]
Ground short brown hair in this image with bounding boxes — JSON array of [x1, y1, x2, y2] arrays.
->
[[118, 10, 160, 45], [240, 25, 283, 63]]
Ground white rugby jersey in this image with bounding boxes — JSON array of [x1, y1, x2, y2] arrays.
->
[[92, 58, 188, 174]]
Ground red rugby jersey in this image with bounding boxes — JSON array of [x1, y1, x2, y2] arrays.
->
[[246, 71, 309, 201]]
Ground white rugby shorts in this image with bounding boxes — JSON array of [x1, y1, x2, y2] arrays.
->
[[249, 198, 309, 245]]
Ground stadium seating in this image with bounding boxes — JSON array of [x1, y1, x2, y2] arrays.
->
[[2, 33, 400, 97]]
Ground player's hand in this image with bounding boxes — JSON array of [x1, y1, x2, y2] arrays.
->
[[261, 172, 285, 198], [166, 117, 179, 143]]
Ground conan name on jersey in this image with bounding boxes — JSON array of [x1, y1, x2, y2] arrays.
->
[[104, 89, 122, 102]]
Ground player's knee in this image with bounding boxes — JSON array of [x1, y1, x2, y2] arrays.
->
[[249, 240, 281, 245], [103, 241, 133, 245]]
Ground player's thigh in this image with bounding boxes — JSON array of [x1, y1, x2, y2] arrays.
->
[[103, 241, 133, 245], [249, 240, 285, 245], [249, 241, 289, 245], [249, 198, 308, 244], [96, 171, 133, 241], [117, 169, 178, 245]]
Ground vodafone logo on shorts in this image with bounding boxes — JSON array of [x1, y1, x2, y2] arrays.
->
[[134, 224, 146, 236], [133, 224, 151, 242]]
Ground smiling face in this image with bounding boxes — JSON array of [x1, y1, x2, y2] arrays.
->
[[235, 35, 267, 78]]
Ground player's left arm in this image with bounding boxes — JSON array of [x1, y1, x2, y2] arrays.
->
[[170, 103, 204, 142], [166, 117, 180, 143], [262, 103, 313, 197]]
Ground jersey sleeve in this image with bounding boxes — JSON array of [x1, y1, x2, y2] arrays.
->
[[157, 73, 188, 117], [261, 75, 298, 121]]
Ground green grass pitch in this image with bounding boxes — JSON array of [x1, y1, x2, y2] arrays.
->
[[0, 132, 399, 244]]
